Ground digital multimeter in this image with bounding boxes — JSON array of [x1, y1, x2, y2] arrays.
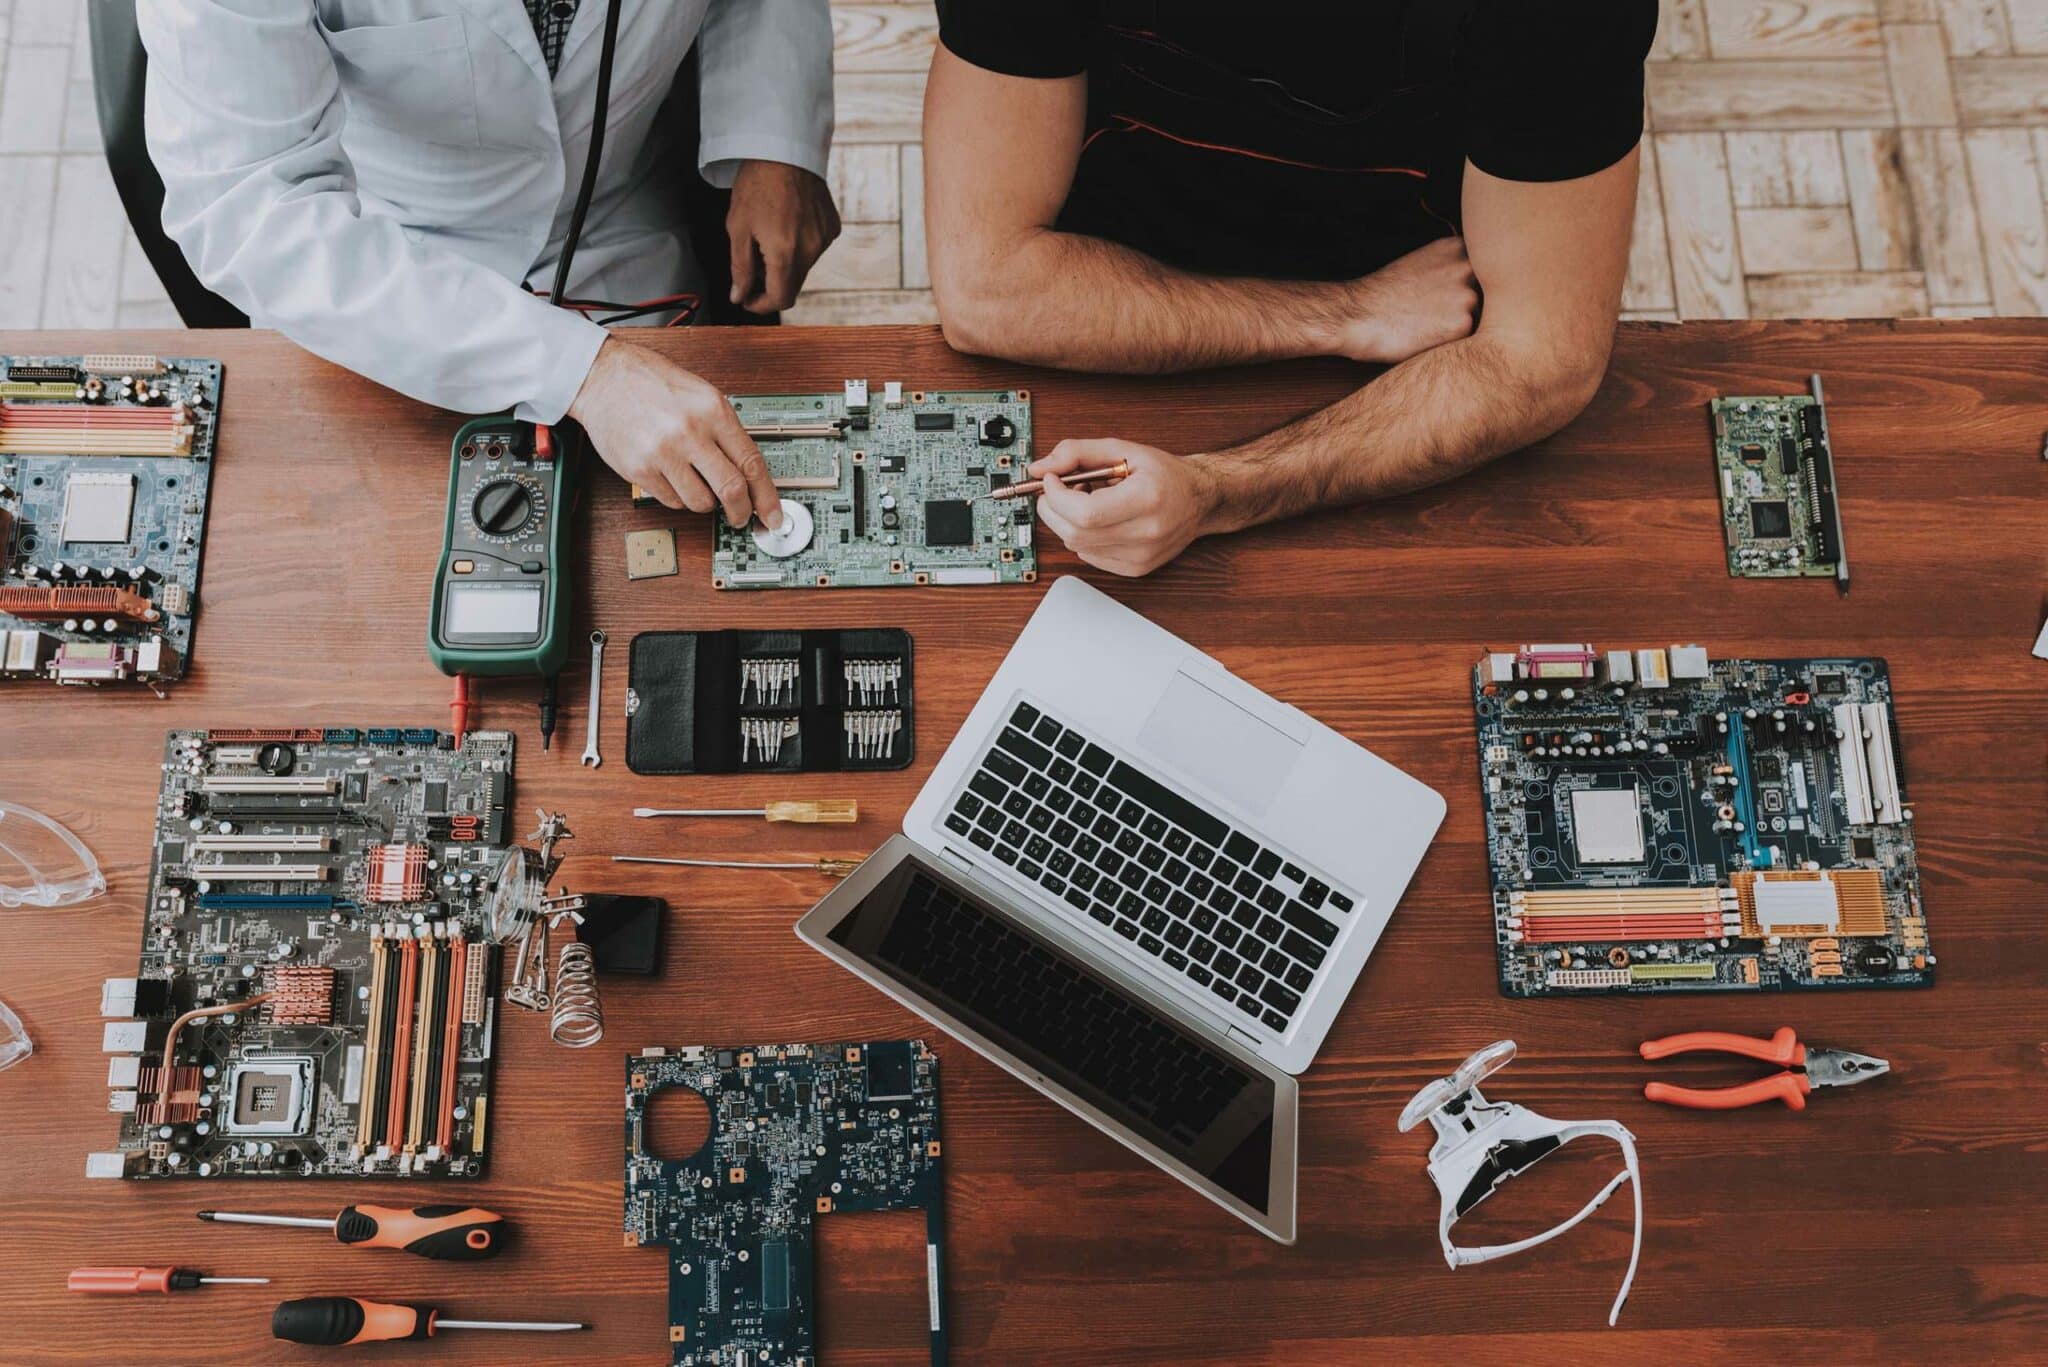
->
[[427, 416, 581, 679]]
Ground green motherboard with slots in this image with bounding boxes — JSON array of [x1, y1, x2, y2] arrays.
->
[[1710, 377, 1846, 585], [627, 1040, 949, 1366], [0, 353, 221, 687], [1474, 643, 1930, 997], [90, 727, 516, 1180], [694, 380, 1035, 590]]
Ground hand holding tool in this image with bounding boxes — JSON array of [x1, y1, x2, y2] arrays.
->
[[976, 461, 1130, 501], [1639, 1026, 1888, 1110], [272, 1297, 585, 1346], [632, 800, 858, 824], [69, 1267, 269, 1295], [198, 1204, 506, 1260]]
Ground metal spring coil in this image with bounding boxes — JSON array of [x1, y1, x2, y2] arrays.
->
[[548, 940, 604, 1048]]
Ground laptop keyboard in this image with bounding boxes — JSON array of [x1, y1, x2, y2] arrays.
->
[[881, 871, 1255, 1144], [942, 699, 1358, 1036]]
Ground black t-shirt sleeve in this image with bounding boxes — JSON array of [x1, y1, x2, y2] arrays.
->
[[936, 0, 1097, 79], [1462, 1, 1658, 182]]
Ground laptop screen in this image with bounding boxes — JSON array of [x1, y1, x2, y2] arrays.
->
[[825, 852, 1278, 1214]]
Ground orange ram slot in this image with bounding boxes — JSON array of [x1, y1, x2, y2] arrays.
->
[[384, 938, 419, 1153], [0, 401, 192, 455], [0, 585, 157, 622], [436, 938, 467, 1153], [1516, 914, 1727, 943]]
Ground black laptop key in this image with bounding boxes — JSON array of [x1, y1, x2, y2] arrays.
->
[[1079, 742, 1114, 776], [1074, 832, 1102, 861], [986, 746, 1028, 783], [1281, 900, 1339, 947], [1163, 828, 1191, 856], [976, 806, 1005, 835], [1024, 773, 1051, 800], [1072, 772, 1099, 800], [994, 844, 1019, 866], [1211, 857, 1240, 886], [945, 814, 972, 836], [1118, 891, 1145, 917], [1167, 890, 1194, 917], [1143, 876, 1171, 903], [1055, 731, 1085, 759], [1281, 861, 1305, 882], [1256, 885, 1286, 914], [1003, 819, 1029, 846], [968, 771, 1005, 803], [1237, 989, 1261, 1013], [969, 829, 994, 851], [1137, 843, 1166, 872], [1113, 918, 1139, 940], [1049, 849, 1075, 875], [1070, 864, 1097, 891], [1139, 814, 1168, 842], [1252, 849, 1282, 879], [1092, 813, 1120, 842], [1285, 962, 1314, 992], [1095, 788, 1123, 814], [1261, 946, 1290, 975], [1138, 932, 1164, 955], [1215, 921, 1242, 949], [1229, 899, 1261, 930], [1118, 798, 1145, 826], [1096, 849, 1124, 877], [1031, 714, 1064, 746], [1165, 921, 1192, 949], [1233, 870, 1261, 898], [1214, 950, 1242, 978], [1188, 843, 1215, 870], [1184, 960, 1207, 984], [1025, 805, 1053, 833], [1189, 935, 1217, 964], [1107, 760, 1229, 846], [1224, 833, 1259, 865], [1209, 978, 1237, 1004], [1088, 901, 1114, 924], [1329, 890, 1354, 913], [1262, 1008, 1290, 1031], [1185, 871, 1214, 900], [1025, 834, 1052, 861], [1141, 907, 1168, 933], [1164, 948, 1189, 971], [1280, 929, 1327, 969], [1260, 980, 1301, 1015], [997, 727, 1054, 771], [1111, 829, 1140, 858], [1003, 791, 1032, 819], [1191, 906, 1217, 932], [1019, 859, 1043, 881], [1256, 914, 1286, 944], [1301, 877, 1330, 908], [1046, 787, 1074, 816], [1117, 863, 1146, 892], [1048, 756, 1076, 784]]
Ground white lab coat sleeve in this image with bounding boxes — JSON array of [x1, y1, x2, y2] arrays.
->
[[138, 0, 607, 424], [694, 0, 834, 188]]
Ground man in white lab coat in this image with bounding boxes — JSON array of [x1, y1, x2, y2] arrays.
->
[[139, 0, 841, 526]]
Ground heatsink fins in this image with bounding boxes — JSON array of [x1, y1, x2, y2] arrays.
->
[[1733, 869, 1886, 938]]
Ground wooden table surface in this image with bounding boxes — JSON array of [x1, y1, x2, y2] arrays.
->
[[1, 321, 2043, 1366]]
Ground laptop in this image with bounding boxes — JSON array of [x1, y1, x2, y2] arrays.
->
[[796, 576, 1444, 1241]]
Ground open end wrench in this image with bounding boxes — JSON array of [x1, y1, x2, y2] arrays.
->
[[581, 631, 606, 767]]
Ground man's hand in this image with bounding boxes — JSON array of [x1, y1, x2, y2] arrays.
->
[[1321, 236, 1480, 365], [568, 337, 782, 527], [726, 160, 840, 314], [1031, 438, 1220, 578]]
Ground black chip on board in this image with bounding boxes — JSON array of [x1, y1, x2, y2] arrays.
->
[[1749, 500, 1792, 539], [923, 499, 974, 546], [914, 412, 955, 431]]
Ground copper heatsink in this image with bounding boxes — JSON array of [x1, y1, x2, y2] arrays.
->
[[1733, 869, 1887, 938], [261, 965, 337, 1025], [0, 584, 157, 622]]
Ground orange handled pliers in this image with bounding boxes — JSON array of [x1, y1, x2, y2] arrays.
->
[[1639, 1026, 1888, 1110]]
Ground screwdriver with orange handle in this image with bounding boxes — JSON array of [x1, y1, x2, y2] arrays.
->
[[272, 1297, 586, 1346], [197, 1204, 505, 1260], [69, 1266, 269, 1295]]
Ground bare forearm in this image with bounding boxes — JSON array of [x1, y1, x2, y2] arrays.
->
[[939, 227, 1346, 374], [1191, 330, 1606, 534]]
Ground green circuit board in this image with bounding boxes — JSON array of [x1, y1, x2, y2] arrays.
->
[[1474, 644, 1930, 997], [1709, 377, 1847, 585], [708, 382, 1035, 590], [627, 1040, 948, 1366]]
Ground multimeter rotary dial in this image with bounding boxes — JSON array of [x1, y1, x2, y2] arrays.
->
[[469, 475, 546, 541]]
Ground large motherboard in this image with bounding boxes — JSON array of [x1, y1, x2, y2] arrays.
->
[[90, 728, 516, 1180], [1475, 644, 1930, 996], [1, 354, 221, 686], [701, 381, 1034, 590], [1709, 376, 1847, 587], [627, 1040, 948, 1366]]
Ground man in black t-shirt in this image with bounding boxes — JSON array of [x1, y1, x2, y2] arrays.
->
[[925, 1, 1659, 575]]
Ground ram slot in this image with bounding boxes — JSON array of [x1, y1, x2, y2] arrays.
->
[[436, 937, 468, 1154], [405, 935, 443, 1156], [354, 933, 390, 1153], [384, 936, 419, 1154]]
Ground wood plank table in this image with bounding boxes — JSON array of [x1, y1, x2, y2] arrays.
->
[[1, 321, 2043, 1365]]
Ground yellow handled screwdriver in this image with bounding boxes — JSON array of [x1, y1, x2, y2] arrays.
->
[[631, 800, 858, 824]]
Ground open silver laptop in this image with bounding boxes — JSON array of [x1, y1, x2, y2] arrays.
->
[[796, 577, 1444, 1241]]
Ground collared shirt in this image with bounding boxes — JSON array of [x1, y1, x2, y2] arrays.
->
[[525, 0, 581, 75]]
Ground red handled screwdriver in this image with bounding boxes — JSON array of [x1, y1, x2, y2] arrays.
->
[[69, 1266, 270, 1295], [198, 1204, 505, 1260], [272, 1297, 586, 1346]]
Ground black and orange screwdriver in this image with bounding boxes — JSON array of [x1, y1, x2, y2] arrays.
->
[[272, 1297, 586, 1346], [197, 1204, 505, 1260], [69, 1266, 270, 1295]]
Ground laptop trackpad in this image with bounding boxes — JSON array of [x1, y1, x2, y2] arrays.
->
[[1138, 668, 1302, 816]]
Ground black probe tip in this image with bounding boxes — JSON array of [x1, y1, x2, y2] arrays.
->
[[195, 1210, 217, 1220]]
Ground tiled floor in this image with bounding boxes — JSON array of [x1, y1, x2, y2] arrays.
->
[[3, 0, 2044, 331]]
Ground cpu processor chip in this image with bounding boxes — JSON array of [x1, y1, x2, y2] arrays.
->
[[222, 1055, 315, 1136], [625, 528, 678, 580], [61, 473, 137, 544], [1569, 787, 1646, 864]]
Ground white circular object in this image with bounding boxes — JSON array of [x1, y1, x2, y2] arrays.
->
[[751, 501, 814, 558]]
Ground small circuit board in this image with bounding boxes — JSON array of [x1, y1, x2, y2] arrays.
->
[[627, 1040, 948, 1366], [1709, 375, 1847, 588], [1, 354, 222, 686], [89, 727, 518, 1180], [696, 380, 1034, 590], [1474, 644, 1931, 997]]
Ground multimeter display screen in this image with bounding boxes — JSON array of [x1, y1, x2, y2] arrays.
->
[[446, 584, 541, 637]]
